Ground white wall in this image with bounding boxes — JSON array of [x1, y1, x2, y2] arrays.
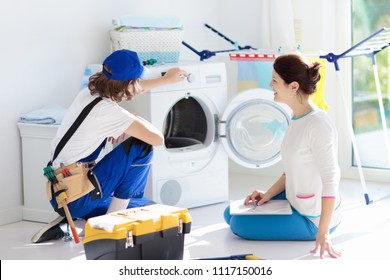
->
[[0, 0, 345, 225], [0, 0, 264, 225]]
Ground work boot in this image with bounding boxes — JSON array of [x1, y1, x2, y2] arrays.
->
[[31, 216, 67, 243]]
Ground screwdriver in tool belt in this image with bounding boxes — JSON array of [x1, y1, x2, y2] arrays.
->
[[60, 163, 71, 177], [62, 168, 71, 177]]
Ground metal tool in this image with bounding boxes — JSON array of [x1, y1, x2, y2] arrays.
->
[[43, 166, 80, 243]]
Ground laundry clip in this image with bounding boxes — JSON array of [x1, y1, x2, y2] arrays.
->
[[233, 41, 239, 51], [142, 59, 158, 66]]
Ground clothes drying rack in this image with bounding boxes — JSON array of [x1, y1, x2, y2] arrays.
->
[[320, 27, 390, 205], [182, 23, 257, 60]]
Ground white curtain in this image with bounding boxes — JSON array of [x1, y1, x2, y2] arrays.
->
[[258, 0, 296, 51]]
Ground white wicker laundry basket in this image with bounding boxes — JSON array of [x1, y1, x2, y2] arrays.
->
[[110, 28, 183, 63]]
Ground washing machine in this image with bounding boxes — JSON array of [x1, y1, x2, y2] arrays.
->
[[121, 62, 291, 208]]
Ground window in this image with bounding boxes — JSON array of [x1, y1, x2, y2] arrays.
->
[[351, 0, 390, 169]]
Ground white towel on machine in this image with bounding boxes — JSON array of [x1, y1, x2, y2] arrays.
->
[[112, 15, 182, 29]]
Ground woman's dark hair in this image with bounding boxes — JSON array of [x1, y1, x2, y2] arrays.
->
[[273, 54, 321, 95], [88, 71, 142, 102]]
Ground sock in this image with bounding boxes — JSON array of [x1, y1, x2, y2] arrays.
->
[[107, 197, 130, 214]]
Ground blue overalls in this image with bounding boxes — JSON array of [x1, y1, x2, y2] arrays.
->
[[50, 137, 153, 219]]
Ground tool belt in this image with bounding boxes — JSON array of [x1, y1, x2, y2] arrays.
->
[[45, 162, 102, 209]]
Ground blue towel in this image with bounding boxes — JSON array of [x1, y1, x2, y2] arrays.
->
[[19, 104, 67, 125]]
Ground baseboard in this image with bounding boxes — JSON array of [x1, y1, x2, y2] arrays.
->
[[228, 159, 284, 177], [22, 208, 59, 223], [0, 206, 23, 226], [0, 206, 59, 225]]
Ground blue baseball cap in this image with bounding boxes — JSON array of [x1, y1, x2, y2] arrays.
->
[[102, 50, 147, 81]]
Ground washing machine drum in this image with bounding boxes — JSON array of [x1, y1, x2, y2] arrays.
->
[[220, 88, 291, 169], [164, 97, 207, 148]]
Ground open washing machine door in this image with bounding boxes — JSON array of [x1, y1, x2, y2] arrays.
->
[[219, 88, 291, 169]]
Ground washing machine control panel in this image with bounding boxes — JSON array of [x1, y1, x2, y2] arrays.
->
[[162, 71, 195, 83], [146, 62, 226, 92], [186, 73, 195, 83]]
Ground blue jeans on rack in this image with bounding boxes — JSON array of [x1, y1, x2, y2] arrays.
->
[[67, 137, 153, 219], [224, 192, 338, 241]]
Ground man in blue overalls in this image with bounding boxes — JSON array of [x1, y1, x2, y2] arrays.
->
[[32, 50, 187, 243]]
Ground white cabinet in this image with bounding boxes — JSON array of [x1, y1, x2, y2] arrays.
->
[[18, 123, 59, 222]]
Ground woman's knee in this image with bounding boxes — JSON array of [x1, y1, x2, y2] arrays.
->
[[228, 216, 256, 239], [223, 206, 232, 225]]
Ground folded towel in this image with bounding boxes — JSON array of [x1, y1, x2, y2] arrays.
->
[[112, 15, 182, 29], [19, 104, 67, 125]]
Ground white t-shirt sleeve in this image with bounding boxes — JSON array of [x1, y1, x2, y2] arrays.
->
[[95, 101, 137, 139]]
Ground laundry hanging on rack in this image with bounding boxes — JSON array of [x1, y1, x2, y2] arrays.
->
[[236, 59, 274, 92], [308, 57, 328, 111], [234, 54, 328, 111]]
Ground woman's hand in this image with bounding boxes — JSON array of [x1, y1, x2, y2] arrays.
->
[[243, 174, 285, 207], [161, 67, 188, 84], [311, 232, 342, 259], [138, 67, 188, 92], [244, 190, 269, 206]]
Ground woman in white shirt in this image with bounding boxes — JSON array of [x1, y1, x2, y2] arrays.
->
[[224, 54, 342, 259]]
